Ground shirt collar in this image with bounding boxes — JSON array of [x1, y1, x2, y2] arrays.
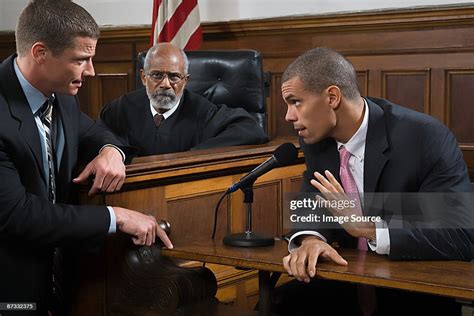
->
[[336, 98, 369, 162], [149, 94, 181, 120], [13, 57, 51, 115]]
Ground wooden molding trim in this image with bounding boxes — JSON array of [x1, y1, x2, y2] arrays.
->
[[201, 4, 474, 36], [127, 138, 298, 172], [2, 4, 474, 44]]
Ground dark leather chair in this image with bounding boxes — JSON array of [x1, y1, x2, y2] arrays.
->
[[135, 49, 269, 132]]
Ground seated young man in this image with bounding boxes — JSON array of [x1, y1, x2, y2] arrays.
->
[[275, 47, 472, 315]]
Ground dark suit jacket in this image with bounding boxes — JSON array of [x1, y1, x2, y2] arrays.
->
[[0, 54, 120, 314], [100, 88, 268, 156], [298, 97, 473, 261]]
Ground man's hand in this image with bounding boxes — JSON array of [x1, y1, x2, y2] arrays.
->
[[113, 207, 173, 248], [311, 170, 376, 240], [73, 146, 125, 196], [283, 236, 347, 283]]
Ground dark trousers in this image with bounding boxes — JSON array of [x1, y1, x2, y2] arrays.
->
[[271, 278, 460, 316]]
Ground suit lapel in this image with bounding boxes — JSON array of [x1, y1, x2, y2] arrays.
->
[[364, 98, 389, 193], [318, 138, 340, 181], [0, 55, 46, 184], [54, 95, 74, 191]]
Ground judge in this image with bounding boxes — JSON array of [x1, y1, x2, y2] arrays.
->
[[100, 43, 268, 156]]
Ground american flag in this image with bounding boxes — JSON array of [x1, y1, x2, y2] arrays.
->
[[151, 0, 202, 50]]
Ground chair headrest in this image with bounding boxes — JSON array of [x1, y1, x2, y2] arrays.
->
[[185, 50, 266, 115]]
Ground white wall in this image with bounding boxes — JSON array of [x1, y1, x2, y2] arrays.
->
[[1, 0, 473, 31]]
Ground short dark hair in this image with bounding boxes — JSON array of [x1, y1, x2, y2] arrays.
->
[[15, 0, 100, 57], [282, 47, 360, 100]]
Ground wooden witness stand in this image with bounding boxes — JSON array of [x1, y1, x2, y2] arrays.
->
[[74, 138, 474, 315], [162, 240, 474, 316], [74, 138, 305, 315]]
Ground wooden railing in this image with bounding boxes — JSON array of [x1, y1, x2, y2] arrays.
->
[[74, 138, 305, 314]]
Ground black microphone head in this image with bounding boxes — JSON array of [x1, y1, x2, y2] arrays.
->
[[273, 142, 298, 166]]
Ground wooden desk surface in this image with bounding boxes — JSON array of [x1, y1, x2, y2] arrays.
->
[[161, 240, 474, 301]]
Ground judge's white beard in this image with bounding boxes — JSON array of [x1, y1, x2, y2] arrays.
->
[[147, 87, 176, 112]]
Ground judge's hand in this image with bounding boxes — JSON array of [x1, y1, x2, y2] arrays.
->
[[113, 207, 173, 248], [311, 170, 376, 240], [73, 146, 126, 196], [283, 236, 347, 283]]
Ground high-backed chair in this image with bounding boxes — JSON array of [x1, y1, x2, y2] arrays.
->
[[136, 49, 268, 132]]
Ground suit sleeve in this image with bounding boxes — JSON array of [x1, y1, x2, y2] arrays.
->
[[99, 98, 125, 138], [285, 139, 343, 246], [0, 138, 110, 248], [192, 104, 268, 150], [84, 98, 136, 163], [388, 121, 473, 261]]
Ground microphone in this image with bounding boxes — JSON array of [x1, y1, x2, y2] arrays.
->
[[227, 142, 298, 193]]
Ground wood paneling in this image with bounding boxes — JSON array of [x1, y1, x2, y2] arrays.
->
[[167, 192, 229, 243], [356, 71, 368, 96], [383, 71, 430, 113], [76, 140, 305, 313], [78, 63, 132, 119], [447, 70, 474, 144], [251, 182, 280, 237]]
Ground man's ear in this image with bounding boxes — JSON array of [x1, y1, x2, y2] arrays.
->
[[31, 42, 48, 64], [327, 85, 342, 110], [140, 69, 147, 86]]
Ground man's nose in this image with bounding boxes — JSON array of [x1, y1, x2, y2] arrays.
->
[[84, 59, 95, 77], [159, 76, 172, 89], [285, 106, 296, 122]]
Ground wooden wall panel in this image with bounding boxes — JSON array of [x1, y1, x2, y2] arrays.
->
[[95, 42, 133, 61], [167, 193, 229, 243], [281, 176, 304, 236], [430, 68, 446, 123], [77, 62, 132, 119], [356, 71, 368, 96], [447, 71, 474, 144], [382, 71, 430, 113], [251, 182, 280, 237]]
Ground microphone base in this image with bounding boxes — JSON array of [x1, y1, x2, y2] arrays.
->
[[223, 232, 275, 247]]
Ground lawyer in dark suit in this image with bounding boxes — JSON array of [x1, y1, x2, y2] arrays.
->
[[276, 47, 472, 315], [100, 43, 268, 156], [0, 1, 172, 315]]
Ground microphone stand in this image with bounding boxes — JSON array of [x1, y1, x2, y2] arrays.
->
[[223, 183, 275, 247]]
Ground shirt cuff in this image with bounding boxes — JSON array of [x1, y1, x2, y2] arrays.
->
[[107, 206, 117, 234], [288, 230, 327, 252], [367, 220, 390, 255], [100, 144, 126, 162]]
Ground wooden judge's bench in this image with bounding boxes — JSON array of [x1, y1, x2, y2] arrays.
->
[[74, 138, 304, 315]]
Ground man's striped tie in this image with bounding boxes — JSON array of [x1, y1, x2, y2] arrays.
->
[[40, 96, 56, 203], [40, 96, 65, 314]]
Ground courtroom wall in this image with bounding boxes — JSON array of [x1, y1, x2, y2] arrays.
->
[[0, 0, 473, 30], [0, 5, 473, 178]]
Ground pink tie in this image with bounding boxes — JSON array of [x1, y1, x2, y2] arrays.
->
[[339, 146, 377, 315], [339, 146, 367, 251]]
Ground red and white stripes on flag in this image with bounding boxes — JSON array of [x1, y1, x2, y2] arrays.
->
[[151, 0, 202, 50]]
